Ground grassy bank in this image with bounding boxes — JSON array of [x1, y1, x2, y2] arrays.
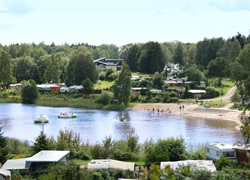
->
[[0, 91, 126, 111], [204, 101, 229, 108]]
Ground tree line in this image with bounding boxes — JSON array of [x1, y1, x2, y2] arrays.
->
[[0, 32, 249, 87]]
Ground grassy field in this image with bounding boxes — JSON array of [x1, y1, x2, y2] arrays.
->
[[131, 72, 152, 78], [94, 80, 114, 89]]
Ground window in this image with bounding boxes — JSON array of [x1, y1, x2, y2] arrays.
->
[[216, 151, 220, 156], [223, 151, 235, 158], [206, 148, 210, 153]]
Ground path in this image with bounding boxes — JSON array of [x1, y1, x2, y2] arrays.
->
[[203, 86, 237, 102]]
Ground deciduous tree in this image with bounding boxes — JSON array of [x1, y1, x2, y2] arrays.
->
[[113, 64, 131, 106], [0, 49, 12, 86], [66, 47, 98, 85], [138, 42, 165, 74], [21, 80, 39, 104]]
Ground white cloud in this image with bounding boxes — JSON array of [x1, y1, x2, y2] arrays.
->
[[209, 0, 250, 12], [0, 0, 32, 15]]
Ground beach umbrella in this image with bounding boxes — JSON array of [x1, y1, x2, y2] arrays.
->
[[34, 114, 49, 133], [34, 114, 49, 122]]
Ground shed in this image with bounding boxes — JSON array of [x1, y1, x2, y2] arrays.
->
[[160, 160, 216, 172], [233, 145, 250, 166], [2, 150, 70, 172], [1, 158, 29, 170], [0, 169, 11, 180], [131, 87, 147, 94], [188, 89, 206, 98], [50, 86, 61, 93], [88, 159, 135, 172], [9, 83, 22, 90]]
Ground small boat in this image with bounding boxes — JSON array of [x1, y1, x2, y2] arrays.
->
[[58, 113, 77, 118], [118, 116, 126, 121], [34, 114, 49, 123]]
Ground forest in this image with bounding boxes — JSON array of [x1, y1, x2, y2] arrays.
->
[[0, 32, 249, 88]]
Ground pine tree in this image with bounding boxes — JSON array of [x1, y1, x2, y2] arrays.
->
[[32, 132, 49, 154], [0, 127, 8, 164]]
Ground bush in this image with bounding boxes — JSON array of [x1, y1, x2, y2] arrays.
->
[[216, 168, 250, 180], [91, 144, 105, 159], [169, 91, 178, 97], [103, 104, 126, 111], [131, 81, 140, 87], [130, 93, 139, 102], [167, 97, 178, 103], [139, 80, 151, 88], [151, 95, 162, 103], [114, 169, 124, 179], [162, 93, 170, 103], [231, 90, 240, 102], [21, 80, 39, 104], [112, 141, 138, 161], [215, 156, 231, 170], [99, 71, 106, 80], [202, 86, 220, 99], [0, 91, 9, 98], [89, 171, 103, 180], [95, 92, 110, 105]]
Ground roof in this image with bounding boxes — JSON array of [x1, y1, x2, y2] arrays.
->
[[233, 144, 250, 150], [150, 89, 162, 93], [88, 159, 135, 171], [131, 87, 147, 90], [27, 150, 70, 163], [2, 158, 29, 170], [69, 85, 83, 89], [37, 84, 60, 89], [188, 89, 206, 94], [207, 143, 244, 150], [94, 57, 123, 64], [0, 169, 11, 177], [161, 160, 216, 172]]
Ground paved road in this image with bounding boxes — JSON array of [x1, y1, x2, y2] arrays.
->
[[203, 86, 237, 102]]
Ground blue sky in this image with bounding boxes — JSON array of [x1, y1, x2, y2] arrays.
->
[[0, 0, 249, 46]]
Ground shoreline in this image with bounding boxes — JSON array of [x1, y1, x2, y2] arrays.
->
[[132, 103, 242, 130]]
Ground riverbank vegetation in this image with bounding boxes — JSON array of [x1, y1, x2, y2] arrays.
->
[[1, 129, 249, 180]]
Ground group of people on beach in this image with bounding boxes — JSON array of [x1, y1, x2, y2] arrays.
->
[[152, 108, 164, 113], [146, 108, 172, 114], [179, 104, 185, 112]]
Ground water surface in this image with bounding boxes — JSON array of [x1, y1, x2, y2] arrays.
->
[[0, 103, 242, 144]]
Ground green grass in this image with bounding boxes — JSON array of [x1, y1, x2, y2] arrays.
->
[[94, 80, 115, 89], [36, 95, 103, 109], [131, 72, 152, 78], [208, 78, 235, 98], [103, 104, 126, 111], [72, 159, 90, 165], [204, 101, 229, 108]]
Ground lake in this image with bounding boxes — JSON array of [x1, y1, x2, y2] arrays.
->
[[0, 103, 243, 145]]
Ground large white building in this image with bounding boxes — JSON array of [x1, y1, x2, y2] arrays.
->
[[94, 57, 123, 72]]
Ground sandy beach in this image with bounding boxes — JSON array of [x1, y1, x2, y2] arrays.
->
[[132, 103, 243, 130]]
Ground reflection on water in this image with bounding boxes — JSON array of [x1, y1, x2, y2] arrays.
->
[[0, 103, 243, 144]]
